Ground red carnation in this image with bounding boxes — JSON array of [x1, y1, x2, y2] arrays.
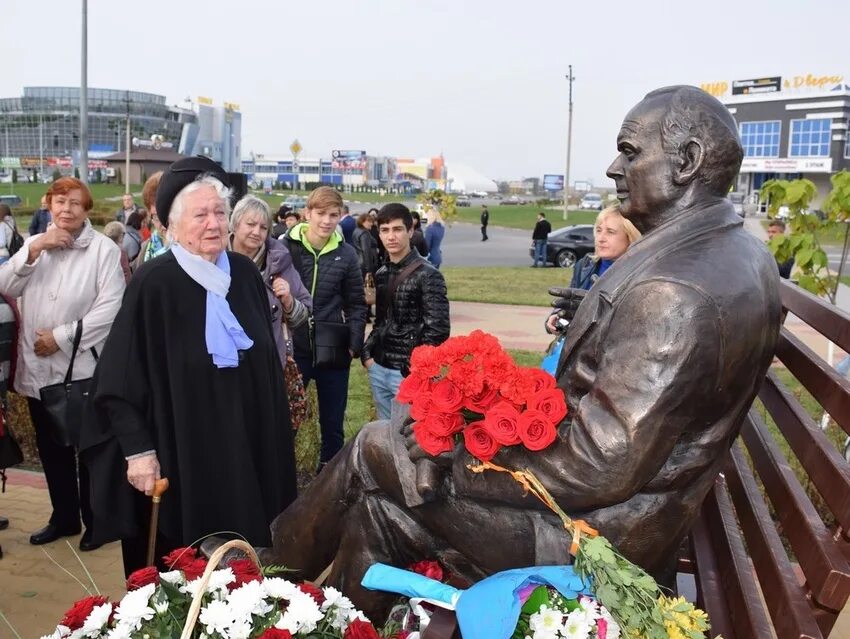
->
[[162, 546, 198, 570], [517, 409, 558, 451], [527, 388, 567, 425], [408, 559, 445, 582], [463, 420, 500, 461], [344, 619, 381, 639], [228, 558, 263, 590], [523, 367, 557, 394], [413, 421, 455, 456], [409, 344, 440, 377], [298, 582, 326, 605], [126, 566, 160, 591], [463, 383, 499, 414], [483, 401, 522, 446], [260, 629, 293, 639], [429, 378, 465, 413], [424, 412, 465, 437], [61, 595, 110, 631], [396, 373, 432, 404]]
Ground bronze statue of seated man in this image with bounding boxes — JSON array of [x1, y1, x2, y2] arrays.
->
[[264, 85, 782, 622]]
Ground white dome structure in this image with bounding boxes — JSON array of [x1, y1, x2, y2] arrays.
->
[[446, 162, 498, 194]]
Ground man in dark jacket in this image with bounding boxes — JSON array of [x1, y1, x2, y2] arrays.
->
[[766, 219, 795, 279], [28, 196, 51, 236], [531, 212, 551, 267], [338, 205, 356, 244], [362, 204, 450, 419], [410, 212, 428, 257], [480, 205, 489, 241], [285, 187, 367, 468]]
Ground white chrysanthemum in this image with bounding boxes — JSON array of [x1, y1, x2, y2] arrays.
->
[[528, 605, 564, 639], [204, 568, 235, 595], [113, 584, 155, 631], [69, 602, 113, 638], [262, 577, 301, 600], [199, 600, 234, 636], [275, 589, 324, 634], [153, 599, 169, 615], [598, 606, 621, 639], [105, 623, 133, 639], [227, 580, 273, 619], [159, 570, 185, 586], [577, 596, 599, 620], [348, 608, 369, 623], [561, 609, 594, 639], [179, 576, 205, 598], [40, 625, 70, 639], [321, 586, 356, 629], [226, 617, 253, 639]]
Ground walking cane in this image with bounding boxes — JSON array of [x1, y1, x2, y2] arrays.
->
[[146, 478, 170, 567]]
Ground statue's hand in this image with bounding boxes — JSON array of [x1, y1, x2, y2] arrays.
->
[[401, 415, 454, 469], [549, 287, 588, 323]]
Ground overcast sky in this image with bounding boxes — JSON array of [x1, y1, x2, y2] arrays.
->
[[1, 0, 847, 186]]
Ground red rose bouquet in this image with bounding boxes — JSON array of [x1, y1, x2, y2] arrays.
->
[[397, 330, 567, 461]]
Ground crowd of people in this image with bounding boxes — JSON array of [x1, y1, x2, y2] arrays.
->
[[0, 158, 458, 573]]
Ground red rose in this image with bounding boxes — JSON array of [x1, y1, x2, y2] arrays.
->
[[483, 401, 521, 446], [260, 629, 293, 639], [527, 388, 567, 425], [298, 582, 326, 605], [408, 559, 445, 582], [182, 558, 208, 581], [127, 566, 160, 591], [344, 619, 381, 639], [227, 558, 263, 590], [463, 383, 499, 414], [61, 595, 110, 630], [396, 373, 432, 404], [523, 367, 557, 394], [162, 546, 198, 570], [429, 378, 464, 413], [517, 409, 558, 451], [424, 412, 465, 437], [413, 421, 455, 456], [463, 420, 500, 461]]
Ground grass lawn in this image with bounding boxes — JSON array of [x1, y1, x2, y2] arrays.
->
[[255, 190, 403, 210], [455, 205, 598, 231], [442, 266, 569, 306]]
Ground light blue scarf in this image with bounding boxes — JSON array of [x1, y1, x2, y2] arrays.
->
[[171, 243, 254, 368]]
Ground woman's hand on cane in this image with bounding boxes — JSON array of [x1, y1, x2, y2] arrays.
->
[[127, 453, 161, 496]]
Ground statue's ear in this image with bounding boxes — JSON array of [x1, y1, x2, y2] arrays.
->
[[673, 138, 705, 186]]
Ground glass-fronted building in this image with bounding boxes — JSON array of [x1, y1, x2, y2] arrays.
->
[[0, 87, 242, 178], [701, 74, 850, 206]]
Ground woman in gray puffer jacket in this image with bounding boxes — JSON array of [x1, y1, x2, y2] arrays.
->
[[230, 196, 312, 368]]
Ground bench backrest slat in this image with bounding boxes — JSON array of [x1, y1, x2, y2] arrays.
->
[[725, 441, 825, 639], [741, 411, 850, 610], [775, 328, 850, 437], [703, 475, 776, 637], [780, 281, 850, 353], [759, 371, 850, 532]]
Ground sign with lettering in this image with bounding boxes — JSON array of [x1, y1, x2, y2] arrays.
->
[[732, 77, 781, 95], [740, 157, 833, 174]]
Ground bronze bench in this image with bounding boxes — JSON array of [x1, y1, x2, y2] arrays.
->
[[422, 280, 850, 639]]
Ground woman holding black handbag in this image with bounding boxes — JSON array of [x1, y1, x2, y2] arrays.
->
[[0, 177, 125, 551]]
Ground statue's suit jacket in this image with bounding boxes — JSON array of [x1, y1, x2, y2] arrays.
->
[[454, 200, 781, 572]]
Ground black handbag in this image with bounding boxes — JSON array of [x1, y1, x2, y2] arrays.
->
[[38, 320, 97, 448], [311, 319, 351, 370]]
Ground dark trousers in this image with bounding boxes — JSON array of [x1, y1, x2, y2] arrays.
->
[[481, 224, 488, 240], [27, 397, 91, 531], [295, 355, 350, 464]]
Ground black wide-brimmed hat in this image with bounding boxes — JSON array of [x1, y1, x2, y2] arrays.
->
[[155, 156, 230, 228]]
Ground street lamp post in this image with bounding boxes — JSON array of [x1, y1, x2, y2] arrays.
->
[[563, 66, 574, 221], [80, 0, 88, 183]]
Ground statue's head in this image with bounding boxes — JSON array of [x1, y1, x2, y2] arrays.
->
[[606, 86, 743, 231]]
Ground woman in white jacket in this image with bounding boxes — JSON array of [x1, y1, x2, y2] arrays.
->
[[0, 177, 125, 551]]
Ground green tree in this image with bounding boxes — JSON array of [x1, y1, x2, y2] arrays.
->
[[52, 168, 62, 182], [761, 170, 850, 303], [10, 169, 17, 184]]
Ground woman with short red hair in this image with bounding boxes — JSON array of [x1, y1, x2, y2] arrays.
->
[[0, 177, 125, 550]]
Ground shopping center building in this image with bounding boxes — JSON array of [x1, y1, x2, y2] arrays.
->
[[701, 73, 850, 206], [0, 87, 242, 179]]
